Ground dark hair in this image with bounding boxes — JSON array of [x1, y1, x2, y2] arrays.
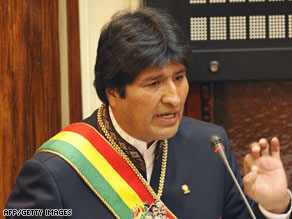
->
[[94, 7, 192, 104]]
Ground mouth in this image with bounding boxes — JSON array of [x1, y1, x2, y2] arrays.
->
[[156, 112, 178, 119]]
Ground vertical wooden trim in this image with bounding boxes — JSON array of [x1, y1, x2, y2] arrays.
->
[[66, 0, 83, 123], [184, 83, 202, 120], [201, 83, 214, 123], [184, 82, 214, 123]]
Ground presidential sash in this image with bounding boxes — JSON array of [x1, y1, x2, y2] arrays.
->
[[36, 123, 177, 219]]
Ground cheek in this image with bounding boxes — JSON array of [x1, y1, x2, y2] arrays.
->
[[129, 91, 162, 121], [135, 103, 157, 124], [137, 93, 159, 108], [129, 98, 152, 118]]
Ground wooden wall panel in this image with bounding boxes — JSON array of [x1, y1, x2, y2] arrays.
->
[[0, 0, 60, 211], [184, 83, 202, 119], [214, 81, 292, 190], [66, 0, 82, 123], [185, 83, 214, 123], [186, 81, 292, 191]]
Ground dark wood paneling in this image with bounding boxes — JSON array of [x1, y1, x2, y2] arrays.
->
[[66, 0, 82, 123], [0, 0, 60, 211], [184, 83, 202, 120], [214, 81, 292, 190], [185, 83, 214, 123], [201, 83, 214, 123]]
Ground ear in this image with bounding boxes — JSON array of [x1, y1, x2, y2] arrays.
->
[[105, 88, 120, 107]]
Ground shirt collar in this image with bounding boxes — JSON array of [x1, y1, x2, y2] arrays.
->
[[108, 106, 157, 156]]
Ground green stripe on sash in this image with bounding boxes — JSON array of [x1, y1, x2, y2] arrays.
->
[[39, 140, 132, 218]]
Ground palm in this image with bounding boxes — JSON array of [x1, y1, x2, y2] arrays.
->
[[245, 156, 286, 204], [242, 137, 289, 212]]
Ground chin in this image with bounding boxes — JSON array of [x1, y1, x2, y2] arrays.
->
[[156, 127, 179, 140]]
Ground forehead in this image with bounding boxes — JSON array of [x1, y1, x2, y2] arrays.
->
[[136, 62, 186, 80]]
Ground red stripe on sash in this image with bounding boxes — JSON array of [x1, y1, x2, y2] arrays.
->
[[62, 123, 155, 203]]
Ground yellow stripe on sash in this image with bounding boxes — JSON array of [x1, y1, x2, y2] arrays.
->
[[51, 131, 144, 209]]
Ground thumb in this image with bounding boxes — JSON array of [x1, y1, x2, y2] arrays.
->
[[243, 171, 257, 197]]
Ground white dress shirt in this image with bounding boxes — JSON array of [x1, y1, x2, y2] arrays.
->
[[109, 107, 158, 183], [108, 106, 292, 218]]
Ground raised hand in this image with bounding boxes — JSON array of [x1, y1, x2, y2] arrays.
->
[[243, 137, 290, 213]]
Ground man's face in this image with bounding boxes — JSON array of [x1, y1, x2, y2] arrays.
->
[[107, 61, 189, 143]]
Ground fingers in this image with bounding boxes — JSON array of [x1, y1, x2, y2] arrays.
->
[[243, 154, 258, 175], [258, 138, 269, 156], [249, 142, 261, 159], [270, 137, 280, 159], [248, 137, 280, 159], [242, 171, 257, 196], [243, 154, 258, 197]]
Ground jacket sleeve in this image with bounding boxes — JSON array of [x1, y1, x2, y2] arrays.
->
[[6, 156, 63, 219]]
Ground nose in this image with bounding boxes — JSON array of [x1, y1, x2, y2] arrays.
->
[[161, 81, 181, 106]]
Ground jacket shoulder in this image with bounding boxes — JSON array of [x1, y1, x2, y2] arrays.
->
[[178, 116, 227, 137]]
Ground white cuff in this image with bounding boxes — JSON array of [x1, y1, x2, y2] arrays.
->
[[259, 189, 292, 219]]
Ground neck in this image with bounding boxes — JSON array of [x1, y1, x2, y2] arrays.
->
[[108, 105, 157, 152], [147, 141, 155, 148]]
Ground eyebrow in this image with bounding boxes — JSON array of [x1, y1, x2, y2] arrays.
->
[[174, 69, 187, 75], [142, 74, 164, 82], [142, 68, 187, 83]]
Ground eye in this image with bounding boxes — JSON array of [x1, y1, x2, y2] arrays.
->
[[174, 75, 184, 81], [147, 81, 160, 87]]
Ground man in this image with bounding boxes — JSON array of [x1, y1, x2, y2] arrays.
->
[[6, 7, 291, 219]]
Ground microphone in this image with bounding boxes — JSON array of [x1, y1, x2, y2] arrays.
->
[[210, 135, 256, 219]]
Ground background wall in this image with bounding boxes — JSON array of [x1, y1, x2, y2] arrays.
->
[[214, 81, 292, 189], [0, 0, 142, 214], [0, 0, 61, 212], [79, 0, 142, 119], [59, 0, 70, 128]]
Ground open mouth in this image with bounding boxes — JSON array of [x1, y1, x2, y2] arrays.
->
[[157, 113, 177, 119]]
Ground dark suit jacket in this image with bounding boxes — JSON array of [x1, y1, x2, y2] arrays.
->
[[6, 112, 265, 218]]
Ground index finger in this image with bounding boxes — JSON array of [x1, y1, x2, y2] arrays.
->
[[258, 138, 270, 156], [249, 142, 261, 160], [243, 154, 258, 175], [270, 137, 280, 159]]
